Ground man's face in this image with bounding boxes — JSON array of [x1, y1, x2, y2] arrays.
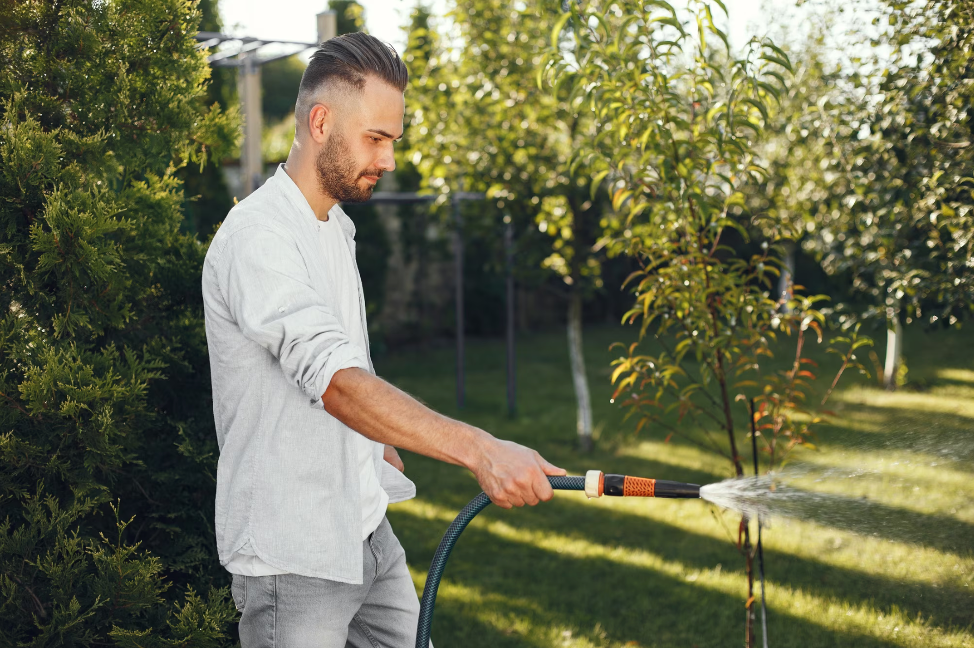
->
[[315, 76, 404, 204]]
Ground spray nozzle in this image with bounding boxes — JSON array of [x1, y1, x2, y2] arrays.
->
[[584, 470, 700, 499]]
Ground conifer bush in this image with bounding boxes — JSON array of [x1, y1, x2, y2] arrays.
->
[[0, 0, 239, 644]]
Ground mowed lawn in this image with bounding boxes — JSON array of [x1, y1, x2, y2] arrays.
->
[[376, 323, 974, 648]]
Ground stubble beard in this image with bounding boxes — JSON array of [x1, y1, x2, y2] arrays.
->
[[315, 131, 380, 204]]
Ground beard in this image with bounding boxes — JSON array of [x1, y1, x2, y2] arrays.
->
[[315, 131, 382, 204]]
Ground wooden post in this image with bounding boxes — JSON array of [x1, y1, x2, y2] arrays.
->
[[315, 10, 336, 44], [238, 52, 262, 197]]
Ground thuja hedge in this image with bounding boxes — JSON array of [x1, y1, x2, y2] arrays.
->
[[0, 0, 240, 644]]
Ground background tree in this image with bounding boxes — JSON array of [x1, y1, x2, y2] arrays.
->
[[759, 0, 974, 389], [0, 0, 239, 643], [402, 0, 612, 449], [545, 0, 871, 643]]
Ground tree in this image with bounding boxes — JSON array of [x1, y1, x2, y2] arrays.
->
[[402, 0, 610, 449], [0, 0, 239, 643], [545, 0, 871, 643], [762, 0, 974, 390]]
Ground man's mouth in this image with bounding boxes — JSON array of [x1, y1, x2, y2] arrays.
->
[[361, 172, 382, 184]]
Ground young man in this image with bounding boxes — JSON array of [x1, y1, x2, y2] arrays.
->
[[202, 33, 565, 647]]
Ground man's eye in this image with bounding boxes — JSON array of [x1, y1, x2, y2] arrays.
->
[[371, 137, 381, 143]]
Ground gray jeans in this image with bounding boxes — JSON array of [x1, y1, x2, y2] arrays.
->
[[231, 518, 423, 647]]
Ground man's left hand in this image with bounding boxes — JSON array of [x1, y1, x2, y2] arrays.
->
[[383, 445, 405, 472]]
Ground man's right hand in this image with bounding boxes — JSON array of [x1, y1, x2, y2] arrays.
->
[[470, 439, 567, 509]]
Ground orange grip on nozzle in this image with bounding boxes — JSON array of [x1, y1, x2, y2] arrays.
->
[[623, 476, 656, 497]]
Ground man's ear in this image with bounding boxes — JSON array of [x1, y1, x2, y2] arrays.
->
[[307, 103, 331, 144]]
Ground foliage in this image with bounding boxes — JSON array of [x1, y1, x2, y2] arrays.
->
[[758, 0, 974, 340], [261, 55, 306, 126], [332, 0, 367, 36], [402, 0, 608, 295], [0, 0, 239, 643]]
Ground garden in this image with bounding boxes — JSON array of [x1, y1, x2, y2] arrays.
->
[[0, 0, 971, 646]]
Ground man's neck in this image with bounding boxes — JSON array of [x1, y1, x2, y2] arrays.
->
[[282, 153, 337, 222]]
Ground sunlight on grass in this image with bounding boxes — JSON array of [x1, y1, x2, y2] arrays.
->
[[837, 385, 974, 418], [936, 368, 974, 384]]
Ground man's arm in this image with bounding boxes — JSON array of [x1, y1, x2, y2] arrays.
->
[[323, 368, 566, 508]]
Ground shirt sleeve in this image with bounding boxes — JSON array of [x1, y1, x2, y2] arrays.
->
[[218, 224, 369, 402]]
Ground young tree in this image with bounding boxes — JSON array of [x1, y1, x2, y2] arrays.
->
[[403, 0, 609, 449], [0, 0, 238, 643], [545, 1, 870, 643]]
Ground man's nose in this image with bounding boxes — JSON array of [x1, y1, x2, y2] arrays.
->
[[376, 145, 396, 172]]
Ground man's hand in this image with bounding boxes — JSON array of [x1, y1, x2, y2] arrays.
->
[[471, 439, 566, 509], [383, 444, 405, 472]]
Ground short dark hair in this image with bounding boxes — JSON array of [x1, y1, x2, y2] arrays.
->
[[299, 32, 407, 100]]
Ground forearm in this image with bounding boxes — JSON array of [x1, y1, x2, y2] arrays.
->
[[322, 367, 491, 471]]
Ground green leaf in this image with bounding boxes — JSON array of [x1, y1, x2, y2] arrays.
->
[[551, 12, 573, 49]]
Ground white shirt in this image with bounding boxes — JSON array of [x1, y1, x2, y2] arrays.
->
[[203, 165, 414, 584], [224, 206, 389, 577]]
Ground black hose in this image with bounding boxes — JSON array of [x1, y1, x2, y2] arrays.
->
[[415, 475, 586, 648]]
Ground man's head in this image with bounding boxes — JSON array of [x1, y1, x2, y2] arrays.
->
[[294, 33, 407, 203]]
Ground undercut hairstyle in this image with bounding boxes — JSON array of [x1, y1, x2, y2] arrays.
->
[[295, 32, 407, 126]]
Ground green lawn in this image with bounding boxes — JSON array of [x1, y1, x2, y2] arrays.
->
[[376, 323, 974, 647]]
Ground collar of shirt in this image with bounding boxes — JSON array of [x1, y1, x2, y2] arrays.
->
[[273, 164, 357, 242]]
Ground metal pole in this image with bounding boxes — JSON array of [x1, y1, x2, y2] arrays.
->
[[238, 52, 262, 197], [453, 194, 465, 410], [504, 215, 516, 418]]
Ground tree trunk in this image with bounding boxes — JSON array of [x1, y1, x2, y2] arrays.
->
[[777, 241, 796, 312], [568, 290, 594, 452], [883, 310, 903, 391]]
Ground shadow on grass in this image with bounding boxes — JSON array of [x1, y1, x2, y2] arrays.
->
[[390, 507, 894, 648]]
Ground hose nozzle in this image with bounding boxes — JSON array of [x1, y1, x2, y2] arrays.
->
[[584, 470, 700, 499]]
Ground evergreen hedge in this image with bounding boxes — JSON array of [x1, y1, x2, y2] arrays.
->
[[1, 0, 240, 644]]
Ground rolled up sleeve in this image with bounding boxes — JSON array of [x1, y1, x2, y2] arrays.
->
[[219, 225, 369, 402]]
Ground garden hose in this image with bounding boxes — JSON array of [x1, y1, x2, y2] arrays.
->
[[415, 470, 701, 647]]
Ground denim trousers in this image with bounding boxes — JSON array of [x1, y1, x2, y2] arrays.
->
[[231, 518, 423, 647]]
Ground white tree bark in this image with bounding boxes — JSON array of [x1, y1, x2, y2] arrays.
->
[[777, 241, 796, 312], [883, 311, 903, 391], [568, 292, 594, 451]]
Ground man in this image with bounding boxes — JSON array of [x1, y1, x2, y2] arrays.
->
[[202, 32, 565, 647]]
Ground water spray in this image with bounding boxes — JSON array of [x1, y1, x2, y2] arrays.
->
[[415, 470, 701, 648]]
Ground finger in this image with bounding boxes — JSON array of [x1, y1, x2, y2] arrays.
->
[[540, 457, 567, 476], [521, 478, 542, 506], [534, 475, 554, 502]]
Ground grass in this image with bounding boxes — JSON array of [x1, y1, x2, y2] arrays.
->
[[376, 323, 974, 647]]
